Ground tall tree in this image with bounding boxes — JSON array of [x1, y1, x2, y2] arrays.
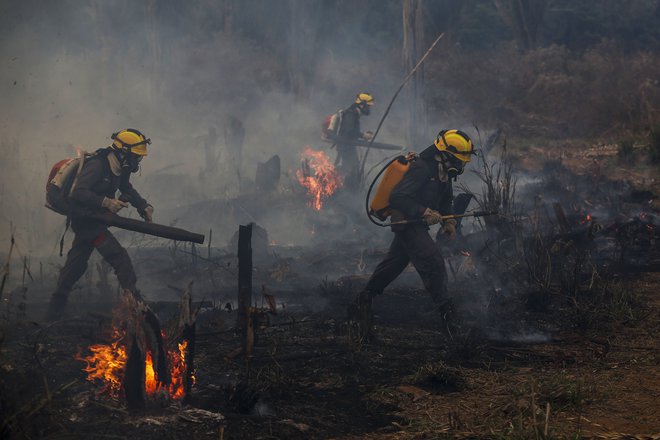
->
[[494, 0, 546, 51], [287, 0, 320, 99], [403, 0, 427, 149]]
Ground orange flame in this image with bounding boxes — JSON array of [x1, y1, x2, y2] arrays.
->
[[579, 213, 592, 225], [77, 329, 126, 397], [296, 147, 343, 210], [77, 328, 192, 400]]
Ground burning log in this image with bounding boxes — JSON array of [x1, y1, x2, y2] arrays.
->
[[121, 290, 170, 409], [177, 281, 197, 402], [76, 290, 195, 408], [124, 334, 146, 409], [296, 147, 343, 210]]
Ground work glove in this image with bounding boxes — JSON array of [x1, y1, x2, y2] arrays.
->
[[101, 197, 128, 214], [422, 208, 443, 226], [441, 218, 457, 240], [139, 204, 154, 223]]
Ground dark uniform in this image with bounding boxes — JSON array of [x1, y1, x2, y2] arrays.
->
[[49, 148, 149, 315], [334, 104, 362, 189], [364, 145, 453, 303]]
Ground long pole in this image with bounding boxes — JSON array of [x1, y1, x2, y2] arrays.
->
[[386, 211, 497, 226], [358, 32, 445, 184]]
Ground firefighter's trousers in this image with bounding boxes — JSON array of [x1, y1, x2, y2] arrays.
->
[[364, 225, 448, 302], [49, 220, 137, 314]]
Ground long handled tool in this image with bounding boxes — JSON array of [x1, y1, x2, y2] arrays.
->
[[88, 213, 205, 244], [385, 210, 497, 227], [324, 135, 404, 151], [358, 32, 445, 184]]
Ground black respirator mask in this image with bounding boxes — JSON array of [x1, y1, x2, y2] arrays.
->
[[117, 151, 142, 174], [442, 154, 465, 180], [358, 102, 371, 115], [446, 162, 464, 179], [126, 153, 142, 173]]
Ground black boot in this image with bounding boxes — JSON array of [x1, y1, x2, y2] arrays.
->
[[45, 291, 69, 321], [436, 298, 456, 339]]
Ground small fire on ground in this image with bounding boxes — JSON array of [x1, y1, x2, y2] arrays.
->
[[76, 327, 192, 400], [579, 213, 592, 225], [296, 147, 343, 210]]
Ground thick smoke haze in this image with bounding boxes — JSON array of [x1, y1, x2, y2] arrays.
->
[[1, 1, 442, 256]]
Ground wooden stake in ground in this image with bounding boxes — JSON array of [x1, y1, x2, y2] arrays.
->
[[237, 224, 253, 332], [0, 227, 16, 301], [552, 202, 570, 233]]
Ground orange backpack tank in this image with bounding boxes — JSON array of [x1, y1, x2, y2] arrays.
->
[[368, 154, 415, 222]]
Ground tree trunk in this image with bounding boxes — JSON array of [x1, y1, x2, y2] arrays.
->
[[287, 0, 318, 100], [222, 0, 234, 37], [403, 0, 427, 149], [145, 0, 162, 108], [494, 0, 547, 51]]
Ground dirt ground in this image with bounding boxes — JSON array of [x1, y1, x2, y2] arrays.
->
[[1, 141, 659, 439]]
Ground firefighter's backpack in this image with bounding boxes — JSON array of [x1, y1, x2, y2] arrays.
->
[[321, 110, 342, 141], [45, 150, 87, 216], [368, 153, 416, 222]]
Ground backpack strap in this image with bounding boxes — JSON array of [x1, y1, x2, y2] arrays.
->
[[67, 149, 87, 196], [59, 217, 71, 257]]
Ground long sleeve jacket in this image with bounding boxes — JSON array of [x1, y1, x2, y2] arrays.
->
[[69, 148, 148, 218], [389, 152, 453, 229], [336, 105, 361, 140]]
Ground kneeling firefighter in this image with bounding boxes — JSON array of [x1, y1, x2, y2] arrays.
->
[[46, 129, 154, 319], [358, 129, 475, 338]]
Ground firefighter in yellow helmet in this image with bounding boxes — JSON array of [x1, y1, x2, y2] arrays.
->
[[356, 129, 475, 339], [326, 92, 374, 189], [46, 128, 154, 320]]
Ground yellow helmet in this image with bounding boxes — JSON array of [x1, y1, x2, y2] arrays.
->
[[433, 129, 474, 163], [355, 92, 374, 106], [111, 128, 150, 156]]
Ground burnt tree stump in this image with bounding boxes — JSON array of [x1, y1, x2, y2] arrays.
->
[[237, 224, 253, 334]]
